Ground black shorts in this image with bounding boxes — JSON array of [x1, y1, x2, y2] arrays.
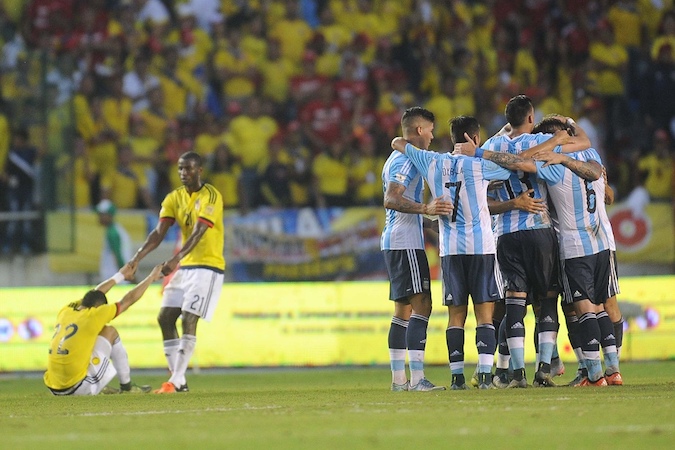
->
[[441, 254, 503, 306], [497, 228, 559, 298], [608, 250, 620, 298], [561, 249, 611, 305], [383, 249, 431, 303]]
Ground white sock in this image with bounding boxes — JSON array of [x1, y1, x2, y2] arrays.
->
[[169, 335, 196, 387], [110, 337, 131, 385], [163, 338, 180, 374]]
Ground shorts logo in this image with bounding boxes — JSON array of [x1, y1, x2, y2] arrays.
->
[[604, 334, 615, 341], [476, 341, 488, 348], [573, 290, 582, 297], [91, 357, 100, 365], [541, 315, 555, 323], [395, 173, 406, 183], [587, 338, 600, 345], [511, 322, 524, 329], [446, 293, 453, 301], [450, 350, 462, 357]]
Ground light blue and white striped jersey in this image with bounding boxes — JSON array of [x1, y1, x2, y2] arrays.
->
[[539, 148, 614, 259], [380, 151, 426, 250], [404, 143, 511, 256], [482, 133, 560, 237]]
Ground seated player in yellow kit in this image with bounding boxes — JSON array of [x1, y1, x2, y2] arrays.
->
[[44, 263, 164, 395]]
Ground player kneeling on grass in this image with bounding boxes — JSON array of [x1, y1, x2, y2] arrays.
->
[[44, 263, 164, 395]]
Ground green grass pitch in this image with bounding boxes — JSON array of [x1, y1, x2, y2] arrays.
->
[[2, 361, 674, 449]]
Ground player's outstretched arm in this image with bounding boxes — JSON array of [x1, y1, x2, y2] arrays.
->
[[116, 264, 164, 315], [384, 182, 453, 216], [161, 221, 209, 275], [534, 152, 603, 181], [129, 219, 173, 266], [518, 130, 574, 159], [94, 262, 138, 294]]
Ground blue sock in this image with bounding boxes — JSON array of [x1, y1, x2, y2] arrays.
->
[[446, 327, 465, 375]]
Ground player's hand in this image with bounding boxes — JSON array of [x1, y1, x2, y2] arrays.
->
[[149, 264, 165, 281], [552, 129, 574, 144], [513, 189, 546, 214], [426, 196, 454, 216], [453, 133, 479, 156], [390, 137, 408, 152], [533, 150, 566, 167], [119, 262, 137, 281], [161, 258, 178, 276]]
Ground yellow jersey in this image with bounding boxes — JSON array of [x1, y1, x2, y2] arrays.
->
[[44, 301, 119, 390], [160, 183, 225, 271]]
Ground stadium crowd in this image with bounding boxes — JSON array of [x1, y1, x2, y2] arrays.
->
[[0, 0, 674, 255]]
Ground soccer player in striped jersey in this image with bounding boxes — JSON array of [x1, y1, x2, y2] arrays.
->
[[381, 107, 453, 392], [532, 118, 623, 386], [391, 115, 531, 390], [457, 96, 591, 388], [129, 151, 225, 394]]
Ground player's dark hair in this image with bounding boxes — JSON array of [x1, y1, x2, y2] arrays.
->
[[401, 107, 435, 129], [449, 115, 480, 144], [533, 116, 569, 134], [81, 290, 108, 308], [179, 151, 203, 167], [505, 95, 533, 127]]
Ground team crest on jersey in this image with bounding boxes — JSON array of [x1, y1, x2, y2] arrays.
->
[[195, 199, 201, 210], [204, 204, 214, 215]]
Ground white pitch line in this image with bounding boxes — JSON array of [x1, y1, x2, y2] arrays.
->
[[9, 405, 282, 418]]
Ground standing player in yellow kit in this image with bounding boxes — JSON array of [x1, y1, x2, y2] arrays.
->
[[129, 151, 225, 394]]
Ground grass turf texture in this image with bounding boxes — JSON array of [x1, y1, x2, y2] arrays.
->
[[2, 361, 674, 449]]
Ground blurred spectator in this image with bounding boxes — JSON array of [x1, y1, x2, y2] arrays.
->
[[349, 133, 384, 206], [225, 96, 279, 210], [638, 129, 674, 201], [156, 121, 191, 197], [128, 116, 160, 201], [651, 10, 675, 61], [136, 85, 169, 143], [204, 143, 241, 211], [312, 134, 351, 208], [2, 127, 38, 255], [577, 97, 607, 163], [290, 49, 329, 106], [212, 26, 258, 101], [641, 42, 675, 134], [156, 44, 204, 120], [282, 121, 313, 207], [100, 143, 153, 210], [268, 0, 313, 64], [122, 51, 160, 112], [193, 112, 224, 160], [586, 19, 629, 149], [258, 133, 293, 208], [102, 75, 133, 143], [300, 82, 346, 154], [95, 198, 132, 282], [56, 136, 95, 209]]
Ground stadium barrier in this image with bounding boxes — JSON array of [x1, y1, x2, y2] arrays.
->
[[1, 276, 673, 372]]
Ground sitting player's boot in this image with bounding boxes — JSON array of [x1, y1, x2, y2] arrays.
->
[[101, 385, 121, 395], [121, 382, 152, 394], [391, 381, 409, 392], [410, 378, 446, 391], [153, 381, 177, 394], [450, 374, 470, 390]]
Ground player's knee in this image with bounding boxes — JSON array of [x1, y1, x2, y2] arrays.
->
[[99, 325, 119, 343]]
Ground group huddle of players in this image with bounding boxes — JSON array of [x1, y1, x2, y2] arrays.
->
[[382, 96, 623, 391]]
